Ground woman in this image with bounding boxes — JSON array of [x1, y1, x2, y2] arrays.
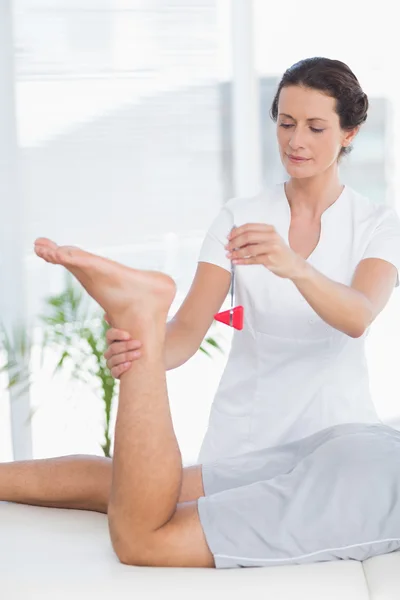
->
[[106, 56, 400, 462]]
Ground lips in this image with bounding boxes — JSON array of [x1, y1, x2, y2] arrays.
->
[[288, 154, 309, 162]]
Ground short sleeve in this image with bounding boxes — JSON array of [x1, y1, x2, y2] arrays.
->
[[361, 206, 400, 287], [198, 202, 235, 273]]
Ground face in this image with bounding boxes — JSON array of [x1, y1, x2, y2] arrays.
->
[[276, 85, 358, 178]]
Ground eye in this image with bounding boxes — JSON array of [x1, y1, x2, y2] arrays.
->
[[279, 123, 293, 129], [310, 127, 324, 133]]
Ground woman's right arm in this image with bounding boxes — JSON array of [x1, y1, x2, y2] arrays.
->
[[105, 261, 231, 377]]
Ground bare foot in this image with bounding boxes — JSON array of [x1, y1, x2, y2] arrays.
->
[[34, 238, 176, 330]]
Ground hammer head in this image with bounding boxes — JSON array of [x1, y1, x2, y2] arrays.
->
[[214, 306, 244, 330]]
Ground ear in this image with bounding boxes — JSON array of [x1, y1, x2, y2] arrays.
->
[[342, 126, 360, 148]]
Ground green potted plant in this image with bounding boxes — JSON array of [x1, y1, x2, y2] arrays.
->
[[0, 275, 224, 457]]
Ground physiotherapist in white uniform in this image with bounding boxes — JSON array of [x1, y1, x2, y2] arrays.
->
[[105, 57, 400, 463]]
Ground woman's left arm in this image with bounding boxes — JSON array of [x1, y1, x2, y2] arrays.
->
[[291, 258, 397, 338]]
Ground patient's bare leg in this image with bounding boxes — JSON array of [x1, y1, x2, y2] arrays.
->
[[34, 238, 213, 567]]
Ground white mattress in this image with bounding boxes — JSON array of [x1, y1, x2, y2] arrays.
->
[[1, 501, 399, 600]]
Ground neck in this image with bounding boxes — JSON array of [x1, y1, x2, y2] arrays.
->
[[284, 164, 343, 220]]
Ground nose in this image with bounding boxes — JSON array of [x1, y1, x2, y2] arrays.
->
[[288, 126, 306, 151]]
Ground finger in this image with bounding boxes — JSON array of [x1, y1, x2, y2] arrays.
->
[[107, 350, 141, 369], [106, 328, 132, 345], [229, 245, 263, 260], [228, 223, 275, 241], [111, 363, 132, 379], [104, 340, 138, 359], [229, 241, 275, 260], [232, 255, 266, 265], [105, 342, 141, 362], [227, 231, 277, 251], [105, 341, 139, 361], [105, 340, 142, 358]]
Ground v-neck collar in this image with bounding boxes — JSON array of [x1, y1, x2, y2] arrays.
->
[[278, 182, 348, 263]]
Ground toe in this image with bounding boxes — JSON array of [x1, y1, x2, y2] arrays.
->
[[35, 244, 58, 263], [34, 238, 58, 249]]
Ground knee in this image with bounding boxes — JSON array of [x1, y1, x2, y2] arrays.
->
[[108, 507, 153, 567], [112, 541, 143, 567], [111, 534, 157, 567], [108, 526, 145, 566]]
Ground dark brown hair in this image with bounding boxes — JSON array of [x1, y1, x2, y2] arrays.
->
[[270, 57, 368, 158]]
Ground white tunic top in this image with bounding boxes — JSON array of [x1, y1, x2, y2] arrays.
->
[[197, 183, 400, 462]]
